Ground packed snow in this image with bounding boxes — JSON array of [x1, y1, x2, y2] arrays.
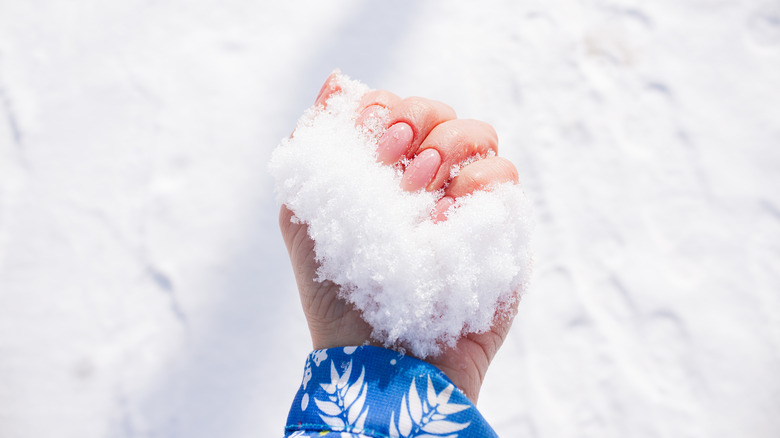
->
[[270, 73, 532, 357], [1, 1, 778, 437]]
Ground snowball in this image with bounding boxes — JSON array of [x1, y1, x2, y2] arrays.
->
[[269, 72, 533, 358]]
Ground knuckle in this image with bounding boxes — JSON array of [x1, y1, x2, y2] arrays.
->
[[463, 119, 498, 146], [399, 97, 455, 121], [361, 90, 399, 108], [401, 97, 431, 119]]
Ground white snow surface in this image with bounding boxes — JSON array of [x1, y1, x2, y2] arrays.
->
[[1, 1, 779, 438], [270, 73, 532, 358]]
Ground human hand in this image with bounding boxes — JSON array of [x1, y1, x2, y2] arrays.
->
[[279, 73, 520, 404]]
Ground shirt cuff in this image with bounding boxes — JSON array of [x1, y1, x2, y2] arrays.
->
[[285, 345, 499, 438]]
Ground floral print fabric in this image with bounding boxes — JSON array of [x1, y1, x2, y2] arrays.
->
[[285, 346, 499, 438]]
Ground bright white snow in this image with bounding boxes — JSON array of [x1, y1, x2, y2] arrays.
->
[[270, 73, 532, 357], [0, 1, 778, 438]]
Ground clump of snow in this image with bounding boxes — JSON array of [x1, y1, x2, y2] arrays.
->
[[269, 73, 533, 358]]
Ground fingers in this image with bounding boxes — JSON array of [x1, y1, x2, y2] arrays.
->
[[407, 119, 498, 191], [356, 89, 401, 129], [294, 73, 343, 139], [359, 89, 402, 112], [312, 76, 515, 220], [432, 157, 519, 222], [376, 97, 456, 164], [315, 75, 403, 133], [446, 156, 518, 198], [314, 72, 342, 107]]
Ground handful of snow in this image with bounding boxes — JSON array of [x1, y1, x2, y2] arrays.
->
[[269, 73, 532, 358]]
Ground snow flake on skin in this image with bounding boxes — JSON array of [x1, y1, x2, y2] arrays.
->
[[314, 359, 369, 433], [389, 376, 470, 437]]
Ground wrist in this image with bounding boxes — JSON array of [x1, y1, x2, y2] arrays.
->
[[424, 349, 488, 405], [286, 345, 500, 438]]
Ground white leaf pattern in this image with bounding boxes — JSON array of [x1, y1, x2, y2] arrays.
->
[[421, 420, 469, 434], [330, 362, 340, 385], [389, 411, 399, 438], [315, 399, 342, 416], [313, 358, 369, 435], [416, 435, 457, 438], [293, 349, 484, 438], [348, 377, 367, 424], [435, 383, 453, 406], [399, 394, 412, 436], [337, 360, 352, 389], [344, 367, 365, 408], [302, 362, 312, 390], [312, 349, 328, 366], [389, 376, 471, 437], [426, 376, 437, 405], [355, 407, 368, 430], [436, 403, 469, 415], [321, 413, 346, 429], [409, 380, 423, 423]]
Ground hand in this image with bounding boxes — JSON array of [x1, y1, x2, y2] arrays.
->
[[279, 73, 520, 404]]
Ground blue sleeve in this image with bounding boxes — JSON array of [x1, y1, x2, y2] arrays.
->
[[284, 345, 500, 438]]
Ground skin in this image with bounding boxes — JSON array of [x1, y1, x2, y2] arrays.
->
[[279, 73, 520, 404]]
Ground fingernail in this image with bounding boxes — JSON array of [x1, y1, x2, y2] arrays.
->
[[432, 196, 455, 223], [376, 123, 413, 164], [315, 80, 329, 103], [402, 149, 441, 192], [314, 81, 330, 106], [314, 74, 340, 107], [356, 104, 384, 127]]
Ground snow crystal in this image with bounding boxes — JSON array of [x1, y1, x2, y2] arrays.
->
[[269, 72, 533, 358]]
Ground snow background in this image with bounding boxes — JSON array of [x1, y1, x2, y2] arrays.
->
[[1, 0, 778, 437]]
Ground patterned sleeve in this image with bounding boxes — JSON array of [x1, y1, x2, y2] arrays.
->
[[284, 345, 500, 438]]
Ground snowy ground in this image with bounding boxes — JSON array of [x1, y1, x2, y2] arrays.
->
[[1, 1, 778, 437]]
